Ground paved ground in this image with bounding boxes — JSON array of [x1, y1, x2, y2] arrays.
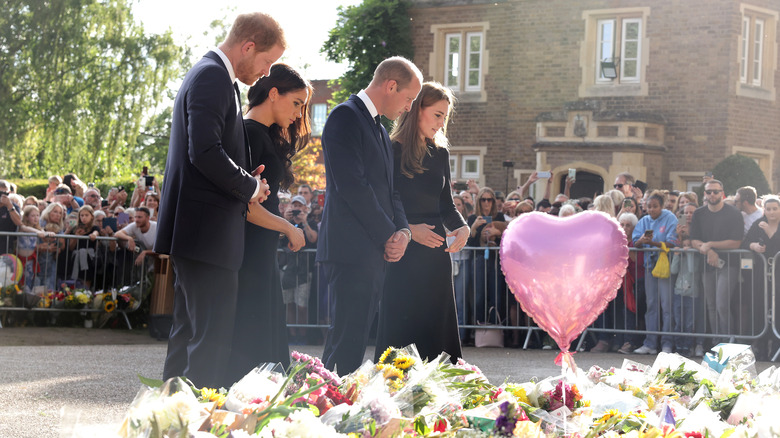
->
[[1, 327, 776, 437]]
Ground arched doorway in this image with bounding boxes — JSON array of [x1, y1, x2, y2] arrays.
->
[[560, 170, 604, 199]]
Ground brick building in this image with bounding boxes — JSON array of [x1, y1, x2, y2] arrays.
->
[[408, 0, 779, 198]]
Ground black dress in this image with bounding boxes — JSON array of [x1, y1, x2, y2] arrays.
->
[[374, 141, 467, 363], [226, 120, 289, 382]]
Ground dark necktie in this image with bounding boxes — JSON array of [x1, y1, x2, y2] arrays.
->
[[374, 115, 382, 127], [234, 83, 242, 109]]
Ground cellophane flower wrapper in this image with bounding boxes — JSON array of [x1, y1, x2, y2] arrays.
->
[[320, 391, 401, 434], [582, 382, 649, 417], [256, 408, 347, 438], [756, 365, 780, 390], [224, 363, 285, 413], [119, 377, 211, 437], [677, 402, 729, 436], [391, 352, 450, 417], [701, 343, 756, 376]]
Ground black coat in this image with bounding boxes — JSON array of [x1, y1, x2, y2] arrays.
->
[[155, 51, 257, 270]]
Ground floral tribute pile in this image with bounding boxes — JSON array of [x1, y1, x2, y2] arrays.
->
[[118, 344, 780, 437]]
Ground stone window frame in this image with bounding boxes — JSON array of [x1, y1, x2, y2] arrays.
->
[[449, 146, 487, 185], [737, 4, 778, 101], [579, 7, 650, 98], [430, 22, 490, 103]]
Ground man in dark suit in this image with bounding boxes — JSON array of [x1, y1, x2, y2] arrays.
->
[[317, 57, 423, 374], [155, 13, 285, 389]]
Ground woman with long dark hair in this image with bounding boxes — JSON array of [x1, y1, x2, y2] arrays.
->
[[226, 64, 310, 381], [374, 82, 469, 362]]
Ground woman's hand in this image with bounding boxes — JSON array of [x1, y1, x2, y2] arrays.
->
[[750, 242, 766, 253], [286, 226, 305, 252], [410, 223, 444, 248], [74, 227, 86, 236], [445, 226, 469, 253], [89, 231, 98, 241], [471, 215, 486, 233]]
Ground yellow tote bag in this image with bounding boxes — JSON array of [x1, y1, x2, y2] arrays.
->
[[651, 242, 671, 279]]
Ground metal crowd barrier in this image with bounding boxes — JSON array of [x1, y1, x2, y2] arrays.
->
[[0, 231, 152, 329]]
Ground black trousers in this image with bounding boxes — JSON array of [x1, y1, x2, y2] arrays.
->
[[163, 256, 238, 389], [321, 261, 385, 375]]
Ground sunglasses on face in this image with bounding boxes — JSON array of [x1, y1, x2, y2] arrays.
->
[[613, 184, 625, 189], [705, 189, 722, 195], [480, 198, 494, 202]]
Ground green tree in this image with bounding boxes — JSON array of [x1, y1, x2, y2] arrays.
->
[[709, 154, 772, 196], [321, 0, 413, 112], [0, 0, 186, 181]]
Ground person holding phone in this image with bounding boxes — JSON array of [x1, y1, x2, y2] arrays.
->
[[631, 190, 678, 355], [373, 82, 468, 363], [466, 187, 507, 330]]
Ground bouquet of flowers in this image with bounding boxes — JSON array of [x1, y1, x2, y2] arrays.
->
[[116, 343, 780, 438], [60, 284, 92, 309]]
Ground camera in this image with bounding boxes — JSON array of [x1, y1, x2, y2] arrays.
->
[[144, 175, 154, 187], [453, 181, 468, 191], [0, 191, 7, 198], [117, 186, 125, 192], [291, 209, 301, 217]]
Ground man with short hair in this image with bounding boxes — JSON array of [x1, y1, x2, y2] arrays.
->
[[665, 190, 679, 211], [83, 188, 101, 210], [317, 56, 421, 373], [297, 184, 313, 206], [735, 186, 763, 234], [116, 207, 157, 266], [155, 12, 283, 388], [614, 172, 644, 200], [690, 179, 744, 338]]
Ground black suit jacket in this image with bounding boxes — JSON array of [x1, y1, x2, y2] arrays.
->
[[155, 51, 257, 270], [316, 95, 408, 269]]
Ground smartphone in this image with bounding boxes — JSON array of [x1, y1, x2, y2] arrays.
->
[[103, 217, 118, 232], [704, 171, 713, 178], [482, 215, 492, 223], [633, 180, 648, 194], [568, 168, 576, 181], [144, 175, 154, 187], [537, 171, 551, 178], [643, 230, 653, 238], [142, 166, 148, 176], [453, 181, 468, 191], [317, 193, 325, 207], [117, 212, 130, 226]]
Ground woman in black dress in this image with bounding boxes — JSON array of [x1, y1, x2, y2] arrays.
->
[[741, 195, 780, 361], [374, 82, 469, 362], [226, 64, 310, 382]]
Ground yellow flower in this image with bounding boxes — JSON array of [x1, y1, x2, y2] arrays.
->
[[104, 301, 115, 313], [393, 356, 414, 370], [378, 347, 394, 364], [595, 409, 622, 424], [382, 366, 404, 381], [200, 388, 226, 406], [511, 387, 529, 405]]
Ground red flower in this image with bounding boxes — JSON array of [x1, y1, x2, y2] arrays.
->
[[684, 433, 703, 438], [433, 418, 447, 433]]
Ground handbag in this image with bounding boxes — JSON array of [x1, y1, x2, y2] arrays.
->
[[651, 242, 671, 279], [475, 307, 504, 348]]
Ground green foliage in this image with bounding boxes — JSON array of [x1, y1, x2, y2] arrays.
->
[[711, 154, 772, 196], [0, 0, 188, 180], [9, 180, 49, 199], [322, 0, 414, 109]]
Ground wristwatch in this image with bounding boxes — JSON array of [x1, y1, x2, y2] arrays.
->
[[399, 227, 412, 242]]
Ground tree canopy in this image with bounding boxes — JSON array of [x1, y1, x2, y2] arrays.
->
[[711, 154, 772, 196], [321, 0, 413, 109], [0, 0, 187, 181]]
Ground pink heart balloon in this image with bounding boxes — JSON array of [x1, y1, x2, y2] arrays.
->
[[500, 211, 628, 363]]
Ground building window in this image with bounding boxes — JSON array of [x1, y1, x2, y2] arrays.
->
[[311, 103, 327, 136], [430, 22, 489, 102], [738, 5, 777, 100], [461, 155, 480, 179], [580, 8, 649, 97], [449, 146, 487, 184]]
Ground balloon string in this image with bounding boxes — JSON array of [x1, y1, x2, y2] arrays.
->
[[553, 351, 578, 374]]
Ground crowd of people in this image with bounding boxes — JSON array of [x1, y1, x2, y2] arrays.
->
[[0, 175, 162, 299]]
